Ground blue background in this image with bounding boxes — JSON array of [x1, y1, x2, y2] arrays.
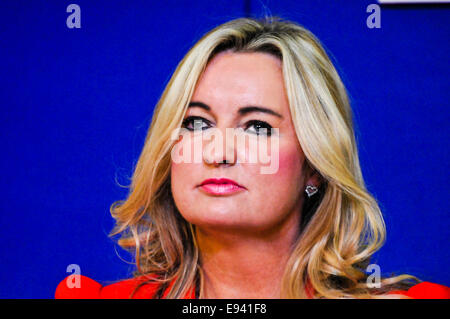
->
[[0, 1, 448, 298]]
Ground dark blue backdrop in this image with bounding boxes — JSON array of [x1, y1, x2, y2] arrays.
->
[[0, 1, 448, 298]]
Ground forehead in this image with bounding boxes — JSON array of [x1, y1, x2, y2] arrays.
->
[[191, 51, 289, 116]]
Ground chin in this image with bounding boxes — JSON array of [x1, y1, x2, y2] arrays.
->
[[185, 212, 277, 234], [182, 211, 249, 228], [186, 211, 241, 224]]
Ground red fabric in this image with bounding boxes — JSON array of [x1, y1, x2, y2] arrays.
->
[[55, 275, 449, 299], [55, 274, 195, 299], [388, 281, 450, 299]]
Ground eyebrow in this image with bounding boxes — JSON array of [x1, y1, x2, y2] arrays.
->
[[188, 101, 283, 119]]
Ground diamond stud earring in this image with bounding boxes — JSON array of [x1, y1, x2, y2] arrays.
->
[[305, 185, 318, 197]]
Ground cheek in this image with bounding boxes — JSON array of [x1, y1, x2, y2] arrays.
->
[[170, 162, 183, 205], [254, 142, 304, 197], [278, 145, 304, 179], [171, 161, 202, 223], [171, 145, 196, 200], [170, 134, 197, 187], [171, 160, 197, 193]]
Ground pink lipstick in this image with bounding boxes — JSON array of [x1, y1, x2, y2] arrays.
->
[[198, 178, 245, 196]]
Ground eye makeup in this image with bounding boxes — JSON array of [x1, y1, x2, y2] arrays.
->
[[181, 116, 273, 136]]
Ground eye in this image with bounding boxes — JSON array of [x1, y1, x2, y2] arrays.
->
[[181, 116, 211, 131], [244, 120, 273, 136]]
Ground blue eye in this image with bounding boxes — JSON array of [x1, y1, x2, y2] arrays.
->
[[245, 120, 273, 136], [181, 116, 211, 131]]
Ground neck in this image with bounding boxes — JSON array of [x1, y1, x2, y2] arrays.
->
[[195, 212, 301, 299]]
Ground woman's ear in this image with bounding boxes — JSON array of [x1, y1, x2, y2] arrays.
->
[[306, 170, 322, 188], [304, 162, 322, 189]]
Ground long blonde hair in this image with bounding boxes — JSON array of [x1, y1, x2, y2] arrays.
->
[[110, 16, 418, 298]]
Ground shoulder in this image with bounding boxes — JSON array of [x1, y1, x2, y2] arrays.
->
[[388, 281, 450, 299], [54, 274, 162, 299]]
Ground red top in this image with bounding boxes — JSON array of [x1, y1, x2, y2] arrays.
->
[[55, 275, 450, 299]]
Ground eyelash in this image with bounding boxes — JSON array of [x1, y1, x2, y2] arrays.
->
[[181, 116, 273, 136]]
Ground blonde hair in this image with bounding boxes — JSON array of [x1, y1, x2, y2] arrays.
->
[[110, 17, 418, 298]]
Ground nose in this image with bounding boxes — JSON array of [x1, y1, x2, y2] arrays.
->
[[202, 127, 237, 167]]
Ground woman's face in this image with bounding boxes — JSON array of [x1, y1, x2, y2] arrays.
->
[[171, 51, 311, 235]]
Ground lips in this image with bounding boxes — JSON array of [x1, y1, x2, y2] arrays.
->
[[198, 178, 246, 195]]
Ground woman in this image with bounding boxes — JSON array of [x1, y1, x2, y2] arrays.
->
[[55, 17, 449, 299]]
